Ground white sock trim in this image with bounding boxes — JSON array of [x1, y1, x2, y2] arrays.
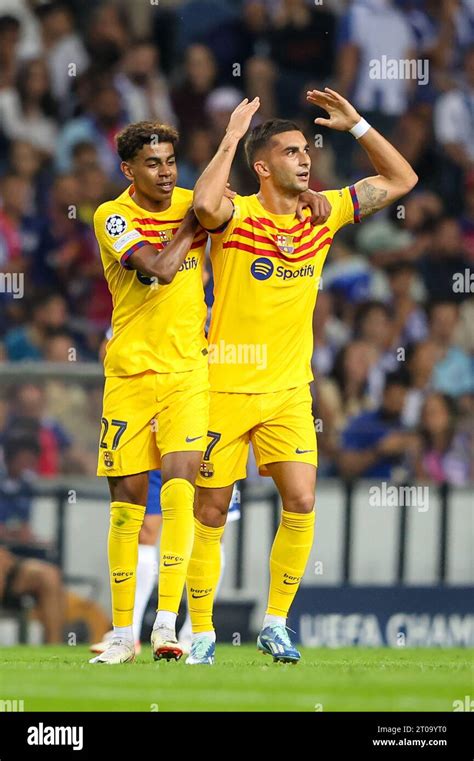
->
[[192, 631, 216, 642], [113, 625, 134, 643], [263, 614, 286, 628], [153, 610, 177, 630]]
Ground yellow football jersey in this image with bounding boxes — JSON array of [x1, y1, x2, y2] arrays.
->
[[207, 185, 360, 392], [94, 185, 208, 377]]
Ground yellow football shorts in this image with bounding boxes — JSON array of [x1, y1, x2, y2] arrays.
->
[[97, 366, 209, 477], [196, 383, 317, 488]]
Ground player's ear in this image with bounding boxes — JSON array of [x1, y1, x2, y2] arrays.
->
[[121, 161, 134, 182], [254, 160, 269, 180]]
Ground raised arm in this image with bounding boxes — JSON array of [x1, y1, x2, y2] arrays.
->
[[193, 97, 260, 230], [307, 87, 418, 218], [128, 208, 200, 285]]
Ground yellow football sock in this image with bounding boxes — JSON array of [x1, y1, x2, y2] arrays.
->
[[186, 519, 224, 633], [157, 478, 195, 614], [267, 509, 316, 618], [108, 501, 146, 627]]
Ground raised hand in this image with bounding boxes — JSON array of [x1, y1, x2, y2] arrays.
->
[[306, 87, 360, 132], [226, 97, 260, 140]]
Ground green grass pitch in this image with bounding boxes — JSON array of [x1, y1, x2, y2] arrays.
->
[[1, 645, 472, 712]]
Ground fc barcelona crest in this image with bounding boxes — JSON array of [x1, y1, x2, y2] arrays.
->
[[275, 234, 294, 255], [158, 230, 173, 246], [200, 461, 214, 478], [103, 450, 114, 468]]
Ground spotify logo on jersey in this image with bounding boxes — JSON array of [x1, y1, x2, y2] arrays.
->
[[250, 257, 274, 280]]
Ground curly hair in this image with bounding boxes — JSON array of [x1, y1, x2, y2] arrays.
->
[[116, 121, 179, 162]]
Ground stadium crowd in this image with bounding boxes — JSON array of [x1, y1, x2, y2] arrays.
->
[[0, 0, 472, 504]]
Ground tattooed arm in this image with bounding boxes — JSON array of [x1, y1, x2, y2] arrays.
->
[[352, 125, 418, 218], [307, 87, 418, 219]]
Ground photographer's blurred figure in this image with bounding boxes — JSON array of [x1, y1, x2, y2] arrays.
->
[[0, 431, 65, 643]]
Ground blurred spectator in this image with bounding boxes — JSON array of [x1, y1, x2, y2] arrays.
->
[[454, 298, 474, 355], [403, 339, 438, 427], [171, 44, 217, 133], [335, 0, 417, 177], [4, 291, 67, 361], [0, 1, 41, 61], [270, 0, 336, 117], [4, 383, 91, 476], [386, 261, 428, 346], [316, 340, 377, 470], [312, 290, 350, 378], [8, 140, 43, 188], [178, 128, 214, 189], [201, 0, 271, 82], [206, 86, 245, 146], [338, 370, 412, 480], [116, 39, 176, 125], [43, 329, 77, 363], [434, 45, 474, 210], [30, 175, 111, 326], [0, 173, 33, 271], [35, 1, 89, 104], [70, 141, 99, 174], [415, 392, 473, 486], [86, 2, 130, 69], [0, 14, 20, 88], [323, 341, 377, 428], [434, 46, 474, 171], [354, 300, 398, 403], [75, 164, 112, 225], [55, 81, 126, 181], [419, 217, 470, 302], [0, 545, 65, 643], [460, 171, 474, 261], [337, 0, 416, 123], [427, 300, 474, 398], [0, 429, 39, 544], [0, 58, 58, 156], [360, 190, 443, 269]]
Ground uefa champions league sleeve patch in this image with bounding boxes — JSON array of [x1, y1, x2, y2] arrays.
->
[[105, 214, 128, 237]]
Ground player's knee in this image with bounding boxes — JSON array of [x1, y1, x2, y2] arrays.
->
[[108, 475, 147, 506], [284, 493, 315, 514], [161, 452, 202, 484], [195, 501, 227, 528]]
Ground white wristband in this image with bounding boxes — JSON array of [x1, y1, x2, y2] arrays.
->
[[349, 118, 371, 139]]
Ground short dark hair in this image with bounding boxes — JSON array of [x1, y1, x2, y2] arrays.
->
[[35, 1, 71, 21], [354, 300, 391, 335], [3, 424, 41, 465], [116, 121, 179, 162], [244, 119, 301, 174], [0, 14, 20, 34], [385, 261, 416, 277], [384, 370, 411, 390]]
